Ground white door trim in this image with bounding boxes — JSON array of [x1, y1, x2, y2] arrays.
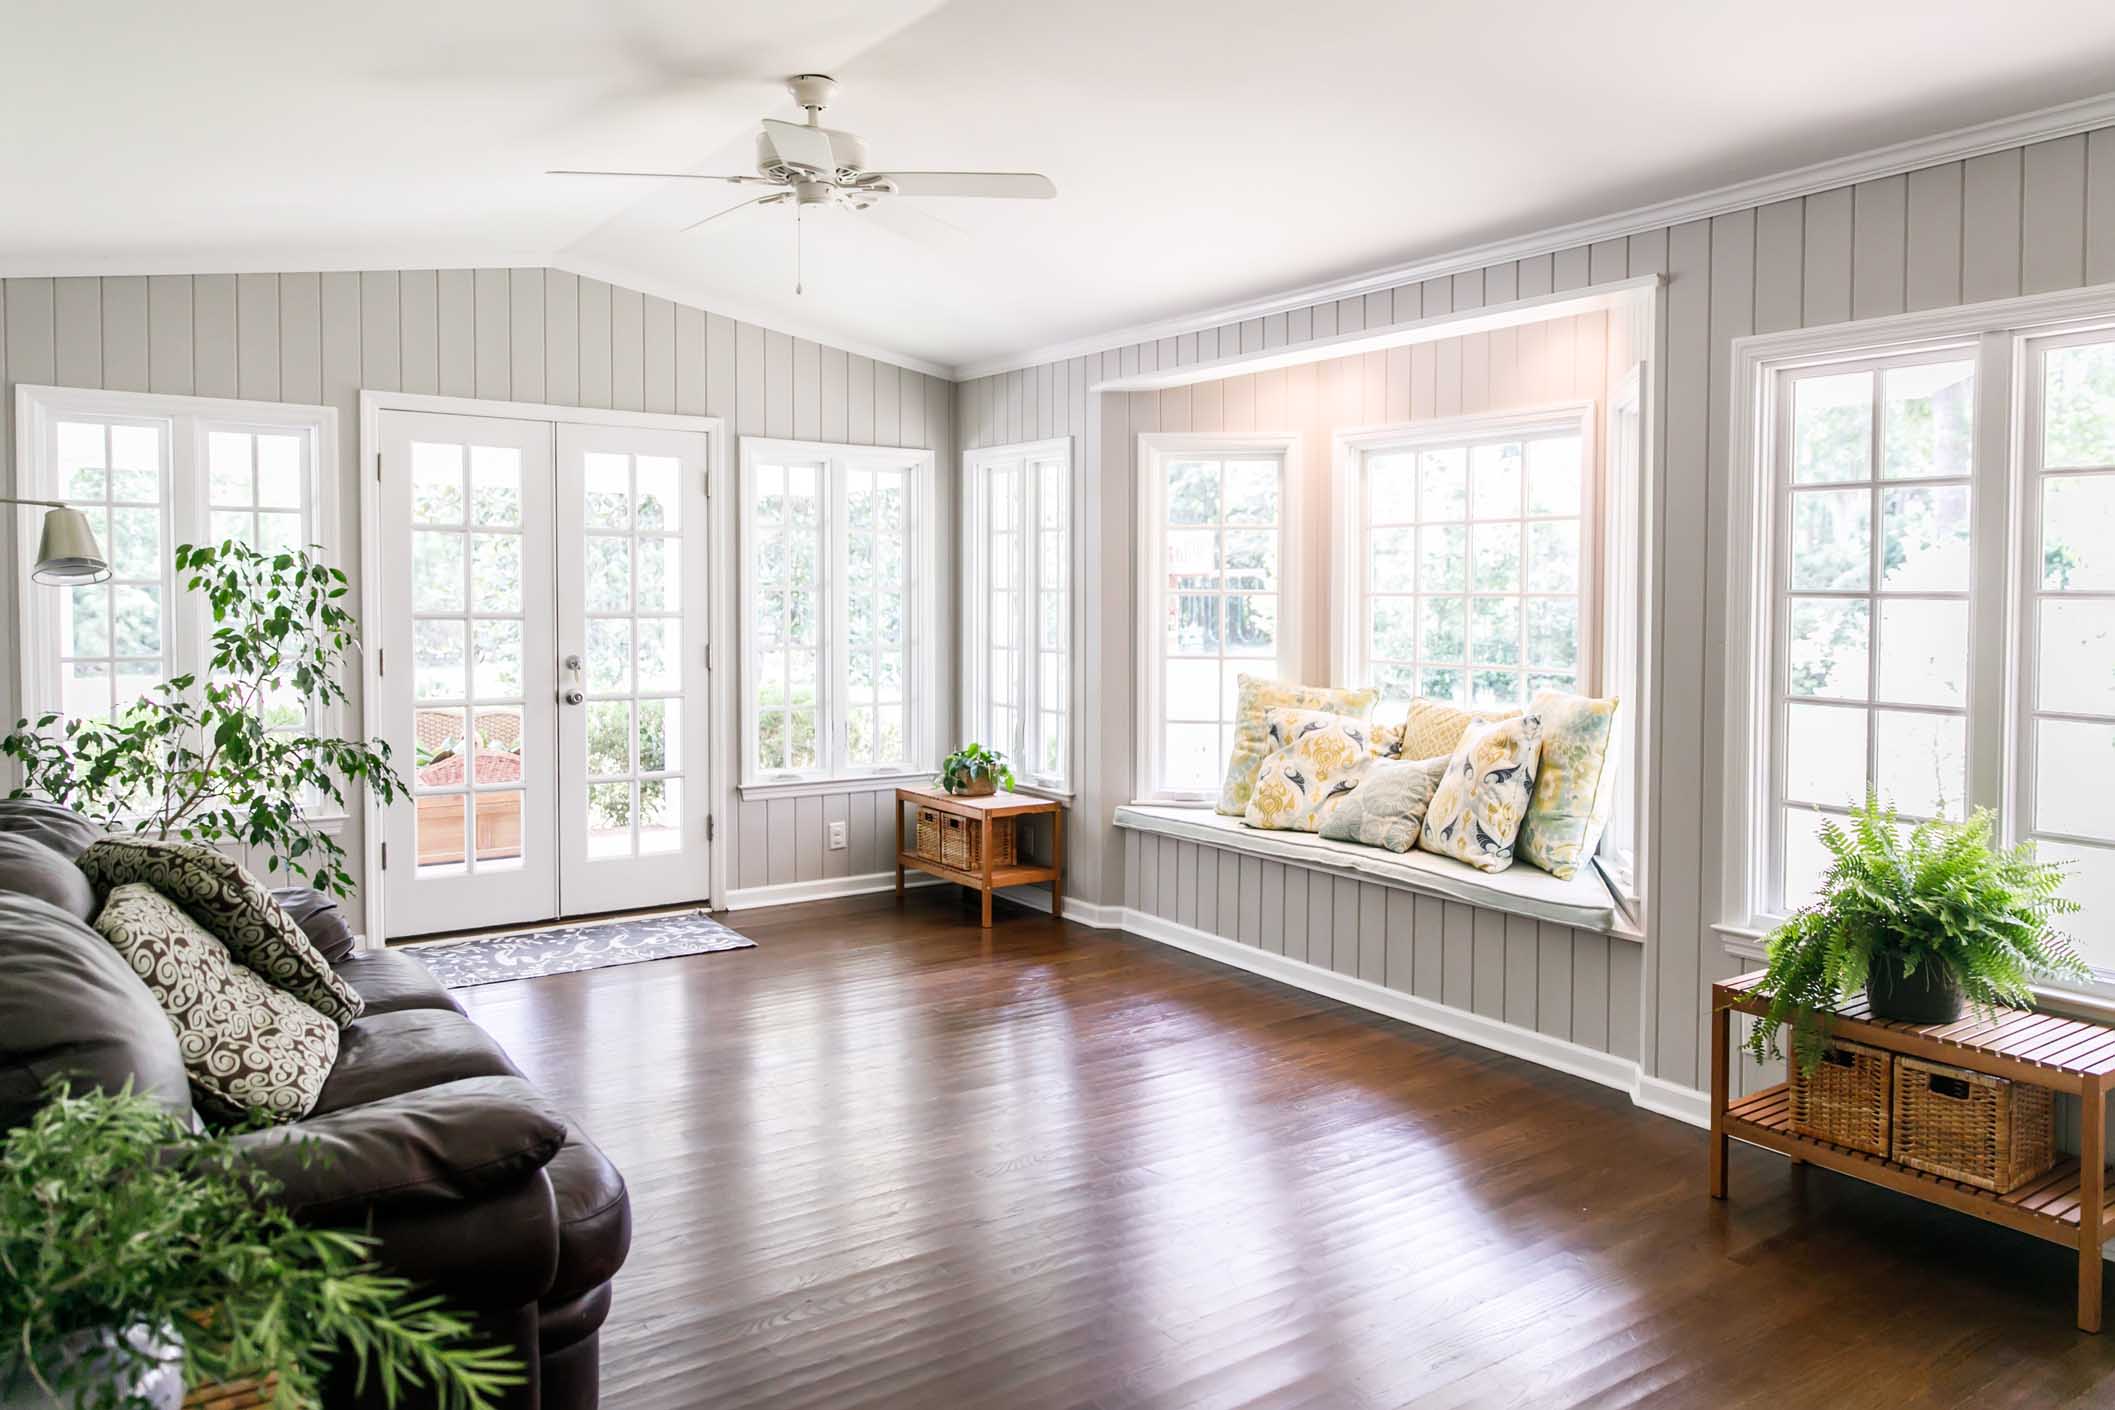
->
[[359, 390, 729, 946]]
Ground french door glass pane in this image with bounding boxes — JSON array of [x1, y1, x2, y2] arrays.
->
[[2037, 720, 2115, 843], [1785, 702, 1867, 808], [2042, 474, 2115, 590], [1882, 361, 1975, 479], [1873, 709, 1965, 818], [1789, 490, 1870, 590], [1782, 807, 1836, 909], [1875, 599, 1968, 707], [1793, 372, 1872, 484], [411, 438, 525, 875], [2039, 600, 2115, 714]]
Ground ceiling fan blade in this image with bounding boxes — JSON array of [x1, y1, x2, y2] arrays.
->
[[548, 169, 779, 185], [683, 192, 789, 233], [872, 171, 1056, 199], [760, 119, 838, 173]]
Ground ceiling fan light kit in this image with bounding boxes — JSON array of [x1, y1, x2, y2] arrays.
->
[[553, 73, 1056, 291]]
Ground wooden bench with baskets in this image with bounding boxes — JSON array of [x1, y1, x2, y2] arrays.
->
[[896, 785, 1064, 928], [1712, 969, 2115, 1332]]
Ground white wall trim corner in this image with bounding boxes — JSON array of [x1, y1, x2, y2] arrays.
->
[[1115, 904, 1708, 1129]]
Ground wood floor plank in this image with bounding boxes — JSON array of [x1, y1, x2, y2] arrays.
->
[[454, 895, 2115, 1409]]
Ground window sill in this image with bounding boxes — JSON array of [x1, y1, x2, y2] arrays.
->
[[739, 771, 935, 802], [1115, 805, 1625, 935]]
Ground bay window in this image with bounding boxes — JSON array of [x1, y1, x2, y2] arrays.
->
[[1337, 407, 1596, 718], [1135, 434, 1299, 802], [1725, 296, 2115, 985], [964, 438, 1073, 793], [738, 437, 935, 792]]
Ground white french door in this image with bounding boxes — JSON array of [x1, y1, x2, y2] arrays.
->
[[375, 409, 712, 939]]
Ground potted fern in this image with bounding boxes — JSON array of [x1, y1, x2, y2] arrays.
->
[[1745, 793, 2090, 1071], [1, 1085, 519, 1410]]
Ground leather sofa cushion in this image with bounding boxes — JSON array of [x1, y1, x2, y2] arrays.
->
[[543, 1130, 632, 1304], [537, 1283, 612, 1353], [0, 833, 97, 920], [0, 799, 101, 860], [0, 893, 192, 1129], [311, 1007, 522, 1114], [331, 948, 464, 1015], [229, 1074, 567, 1222], [270, 886, 357, 963]]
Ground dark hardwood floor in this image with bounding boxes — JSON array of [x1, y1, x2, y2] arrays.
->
[[456, 889, 2115, 1409]]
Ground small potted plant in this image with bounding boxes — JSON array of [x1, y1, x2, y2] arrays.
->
[[1, 1085, 519, 1410], [938, 743, 1014, 798], [1745, 793, 2089, 1071]]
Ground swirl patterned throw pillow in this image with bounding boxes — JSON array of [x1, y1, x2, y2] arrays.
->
[[1243, 709, 1375, 833], [93, 883, 339, 1123], [1417, 713, 1545, 873], [79, 838, 363, 1026], [1216, 675, 1379, 816]]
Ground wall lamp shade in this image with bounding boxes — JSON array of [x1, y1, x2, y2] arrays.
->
[[4, 500, 111, 585]]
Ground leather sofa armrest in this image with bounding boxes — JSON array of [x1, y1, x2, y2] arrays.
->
[[270, 886, 356, 962], [359, 1170, 563, 1311], [229, 1075, 567, 1224]]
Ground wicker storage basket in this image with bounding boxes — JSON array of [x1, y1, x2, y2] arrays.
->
[[915, 807, 945, 862], [1787, 1037, 1893, 1156], [937, 813, 1017, 871], [1892, 1055, 2055, 1193], [185, 1375, 277, 1408]]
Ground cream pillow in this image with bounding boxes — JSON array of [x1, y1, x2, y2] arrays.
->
[[1371, 698, 1520, 761], [1418, 713, 1545, 872], [1518, 690, 1621, 879], [1216, 675, 1379, 816], [1317, 754, 1451, 853], [1242, 710, 1376, 833]]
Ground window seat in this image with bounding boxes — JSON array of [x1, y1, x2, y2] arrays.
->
[[1114, 805, 1619, 934]]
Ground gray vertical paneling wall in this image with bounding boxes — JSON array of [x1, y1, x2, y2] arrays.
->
[[1120, 828, 1644, 1063], [0, 268, 955, 934], [960, 123, 2115, 1103]]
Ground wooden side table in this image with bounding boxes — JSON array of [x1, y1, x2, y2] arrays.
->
[[1712, 969, 2115, 1331], [895, 785, 1064, 928]]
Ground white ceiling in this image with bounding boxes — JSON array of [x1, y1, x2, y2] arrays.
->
[[7, 0, 2115, 375]]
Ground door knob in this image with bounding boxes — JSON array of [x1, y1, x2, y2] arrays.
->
[[562, 687, 585, 706]]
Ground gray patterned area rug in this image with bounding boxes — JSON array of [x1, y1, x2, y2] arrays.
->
[[409, 910, 755, 989]]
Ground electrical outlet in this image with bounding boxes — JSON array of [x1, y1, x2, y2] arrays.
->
[[827, 819, 848, 850]]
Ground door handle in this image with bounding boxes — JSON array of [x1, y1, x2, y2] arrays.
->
[[562, 687, 586, 706]]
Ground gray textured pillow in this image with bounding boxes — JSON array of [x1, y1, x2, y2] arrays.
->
[[0, 833, 98, 920], [1317, 755, 1449, 853], [79, 838, 363, 1026], [93, 883, 340, 1124]]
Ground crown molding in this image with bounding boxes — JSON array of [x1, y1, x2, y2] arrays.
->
[[550, 252, 954, 381], [953, 88, 2115, 383], [0, 246, 555, 280]]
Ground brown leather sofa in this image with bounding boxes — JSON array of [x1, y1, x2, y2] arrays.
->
[[0, 800, 630, 1410]]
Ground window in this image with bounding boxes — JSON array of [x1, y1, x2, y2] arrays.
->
[[964, 438, 1073, 793], [1136, 434, 1298, 803], [1726, 295, 2115, 984], [739, 437, 935, 791], [1601, 373, 1647, 906], [1339, 408, 1594, 717], [14, 386, 335, 732]]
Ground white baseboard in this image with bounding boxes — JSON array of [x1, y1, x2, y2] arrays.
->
[[1115, 905, 1709, 1129], [723, 870, 942, 911], [990, 883, 1125, 929]]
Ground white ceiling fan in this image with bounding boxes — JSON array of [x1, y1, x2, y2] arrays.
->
[[551, 74, 1055, 290]]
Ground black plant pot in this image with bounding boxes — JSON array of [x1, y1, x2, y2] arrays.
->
[[1867, 960, 1965, 1025]]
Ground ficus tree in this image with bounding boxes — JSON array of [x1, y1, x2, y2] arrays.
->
[[2, 541, 405, 898]]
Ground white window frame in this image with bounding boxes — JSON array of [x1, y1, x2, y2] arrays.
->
[[962, 437, 1075, 796], [1135, 431, 1304, 804], [1329, 402, 1599, 711], [1720, 283, 2115, 994], [12, 384, 341, 744], [736, 436, 937, 798], [1601, 367, 1649, 912]]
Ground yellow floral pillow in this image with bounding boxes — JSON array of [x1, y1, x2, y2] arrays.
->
[[1371, 698, 1519, 761], [1243, 709, 1376, 833], [1417, 713, 1545, 872], [1517, 690, 1621, 879], [1216, 675, 1379, 816]]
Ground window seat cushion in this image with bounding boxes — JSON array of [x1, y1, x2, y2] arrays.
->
[[1115, 804, 1617, 933]]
